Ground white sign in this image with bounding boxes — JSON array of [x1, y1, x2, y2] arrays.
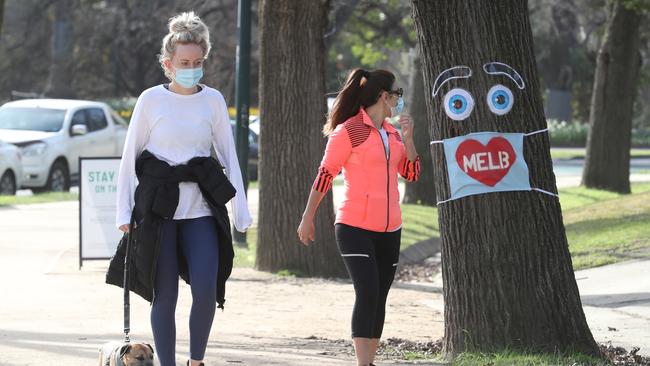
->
[[79, 157, 122, 266]]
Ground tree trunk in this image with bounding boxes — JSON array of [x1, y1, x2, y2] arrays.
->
[[541, 1, 579, 122], [0, 0, 5, 38], [44, 0, 76, 98], [582, 0, 642, 193], [256, 0, 347, 277], [412, 0, 600, 357], [403, 52, 436, 205]]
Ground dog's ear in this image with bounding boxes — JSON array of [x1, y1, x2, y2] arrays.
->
[[145, 343, 154, 354], [119, 344, 131, 358]]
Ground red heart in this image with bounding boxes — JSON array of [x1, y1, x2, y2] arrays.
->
[[455, 137, 517, 187]]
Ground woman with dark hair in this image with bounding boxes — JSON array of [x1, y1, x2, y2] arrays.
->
[[297, 68, 420, 366]]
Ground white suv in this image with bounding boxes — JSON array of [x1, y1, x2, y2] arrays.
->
[[0, 139, 22, 195], [0, 99, 128, 192]]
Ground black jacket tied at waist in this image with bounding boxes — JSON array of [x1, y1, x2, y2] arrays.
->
[[106, 150, 237, 309]]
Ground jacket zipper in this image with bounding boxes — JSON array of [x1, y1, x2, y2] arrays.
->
[[149, 221, 162, 304], [377, 128, 390, 232]]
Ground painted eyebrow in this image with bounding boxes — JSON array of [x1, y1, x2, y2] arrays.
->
[[432, 66, 472, 97], [483, 62, 525, 89]]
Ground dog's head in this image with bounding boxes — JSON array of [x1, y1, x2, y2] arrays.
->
[[119, 343, 154, 366]]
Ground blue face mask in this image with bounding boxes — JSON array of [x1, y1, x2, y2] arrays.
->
[[174, 67, 203, 88], [390, 96, 404, 116]]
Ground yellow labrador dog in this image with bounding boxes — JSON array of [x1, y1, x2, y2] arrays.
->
[[98, 342, 154, 366]]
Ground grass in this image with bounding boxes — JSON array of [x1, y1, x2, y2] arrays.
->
[[562, 183, 650, 270], [3, 180, 648, 272], [0, 192, 78, 206], [233, 227, 257, 268], [558, 182, 650, 210], [395, 182, 650, 270], [550, 147, 650, 160], [233, 203, 441, 267], [400, 203, 439, 250], [447, 350, 608, 366], [402, 351, 432, 361], [234, 183, 650, 270]]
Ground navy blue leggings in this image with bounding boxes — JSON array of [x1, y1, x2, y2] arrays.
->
[[150, 216, 219, 365]]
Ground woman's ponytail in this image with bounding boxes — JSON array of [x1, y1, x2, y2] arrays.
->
[[323, 68, 395, 135]]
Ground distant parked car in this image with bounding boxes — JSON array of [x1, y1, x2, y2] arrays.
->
[[0, 139, 22, 195], [0, 99, 128, 192], [230, 117, 259, 181]]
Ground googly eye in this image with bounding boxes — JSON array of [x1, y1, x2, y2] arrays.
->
[[486, 84, 514, 115], [443, 88, 474, 121]]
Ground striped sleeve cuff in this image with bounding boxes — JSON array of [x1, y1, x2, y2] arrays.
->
[[400, 156, 421, 182], [312, 167, 335, 193]]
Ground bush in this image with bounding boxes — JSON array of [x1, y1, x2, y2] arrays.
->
[[632, 128, 650, 147], [547, 119, 650, 148], [101, 97, 138, 123], [547, 119, 589, 147]]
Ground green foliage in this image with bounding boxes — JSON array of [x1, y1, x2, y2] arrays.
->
[[338, 0, 415, 66], [621, 0, 650, 12], [547, 119, 590, 147], [102, 97, 137, 123], [326, 0, 415, 91], [632, 127, 650, 147], [547, 119, 650, 147]]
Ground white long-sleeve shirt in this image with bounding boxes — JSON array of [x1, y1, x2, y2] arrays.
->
[[115, 84, 253, 232]]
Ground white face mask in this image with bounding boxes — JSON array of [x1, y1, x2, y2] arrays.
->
[[174, 67, 203, 88]]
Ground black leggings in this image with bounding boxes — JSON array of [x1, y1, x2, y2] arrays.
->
[[335, 223, 401, 339]]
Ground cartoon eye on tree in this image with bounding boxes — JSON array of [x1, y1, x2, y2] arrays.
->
[[412, 0, 601, 358]]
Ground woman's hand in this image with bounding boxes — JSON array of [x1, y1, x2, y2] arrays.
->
[[119, 224, 130, 233], [398, 114, 414, 142], [297, 217, 315, 246]]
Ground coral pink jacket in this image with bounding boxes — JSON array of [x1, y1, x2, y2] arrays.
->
[[313, 108, 421, 232]]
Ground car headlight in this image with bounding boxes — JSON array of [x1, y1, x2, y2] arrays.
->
[[20, 142, 47, 157]]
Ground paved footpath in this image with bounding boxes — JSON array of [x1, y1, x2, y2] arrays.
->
[[576, 260, 650, 355]]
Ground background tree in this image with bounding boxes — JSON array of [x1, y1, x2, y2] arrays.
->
[[0, 0, 5, 38], [326, 0, 435, 205], [582, 0, 647, 193], [0, 0, 249, 101], [402, 52, 436, 205], [43, 0, 76, 98], [256, 0, 346, 277], [411, 0, 600, 357]]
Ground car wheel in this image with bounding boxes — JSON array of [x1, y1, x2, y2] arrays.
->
[[0, 170, 16, 195], [46, 160, 70, 192]]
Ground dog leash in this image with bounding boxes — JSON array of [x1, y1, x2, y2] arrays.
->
[[122, 213, 136, 343]]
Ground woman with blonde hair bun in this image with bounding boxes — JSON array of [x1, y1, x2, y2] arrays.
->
[[112, 11, 252, 366]]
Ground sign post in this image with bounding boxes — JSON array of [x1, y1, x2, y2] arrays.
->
[[79, 157, 122, 268]]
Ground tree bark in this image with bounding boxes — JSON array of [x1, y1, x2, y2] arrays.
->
[[412, 0, 600, 357], [0, 0, 5, 38], [256, 0, 347, 277], [44, 0, 76, 98], [403, 52, 436, 205], [540, 1, 579, 122], [582, 0, 642, 193]]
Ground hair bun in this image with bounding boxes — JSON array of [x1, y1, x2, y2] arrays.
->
[[168, 11, 204, 34]]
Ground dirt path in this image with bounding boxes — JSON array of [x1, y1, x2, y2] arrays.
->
[[0, 201, 444, 365]]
